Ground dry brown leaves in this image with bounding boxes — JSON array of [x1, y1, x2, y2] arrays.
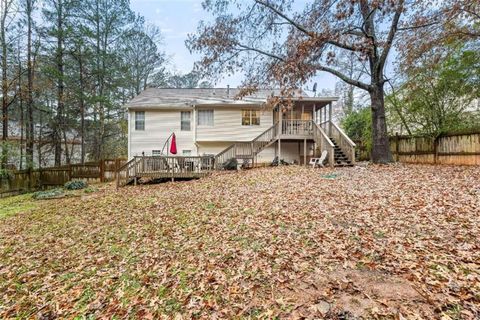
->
[[0, 164, 479, 319]]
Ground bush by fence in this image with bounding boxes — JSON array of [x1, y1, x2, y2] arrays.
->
[[389, 131, 480, 165], [0, 158, 126, 197]]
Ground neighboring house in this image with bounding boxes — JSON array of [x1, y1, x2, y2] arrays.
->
[[0, 120, 82, 170], [126, 88, 355, 169]]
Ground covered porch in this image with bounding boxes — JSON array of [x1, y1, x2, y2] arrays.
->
[[270, 98, 354, 167]]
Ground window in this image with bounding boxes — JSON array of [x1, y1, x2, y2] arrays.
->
[[152, 150, 161, 156], [197, 110, 214, 126], [135, 111, 145, 130], [182, 150, 192, 156], [242, 109, 260, 126], [181, 111, 191, 131]]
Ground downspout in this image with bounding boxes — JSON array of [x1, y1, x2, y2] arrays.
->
[[128, 109, 131, 160], [193, 104, 198, 155]]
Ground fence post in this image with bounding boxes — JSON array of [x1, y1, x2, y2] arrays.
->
[[68, 164, 72, 181], [434, 136, 439, 164], [99, 159, 105, 183], [115, 158, 120, 180], [395, 133, 400, 162]]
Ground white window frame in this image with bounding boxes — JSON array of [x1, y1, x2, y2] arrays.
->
[[181, 111, 191, 131], [152, 150, 162, 156], [182, 150, 192, 156], [242, 109, 260, 126], [197, 109, 214, 126], [135, 111, 145, 131]]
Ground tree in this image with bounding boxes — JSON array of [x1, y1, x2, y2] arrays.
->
[[1, 0, 18, 168], [120, 17, 165, 97], [399, 0, 479, 70], [386, 47, 480, 136], [20, 0, 39, 170], [188, 0, 428, 163], [150, 70, 213, 89], [79, 0, 134, 160]]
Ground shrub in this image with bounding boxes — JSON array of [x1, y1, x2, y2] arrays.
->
[[64, 180, 88, 190], [32, 188, 64, 200], [223, 158, 238, 170]]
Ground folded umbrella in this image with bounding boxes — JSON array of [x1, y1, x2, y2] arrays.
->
[[169, 133, 177, 155]]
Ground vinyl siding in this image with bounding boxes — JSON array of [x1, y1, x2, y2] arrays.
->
[[196, 107, 274, 141], [197, 141, 305, 164], [129, 110, 196, 158]]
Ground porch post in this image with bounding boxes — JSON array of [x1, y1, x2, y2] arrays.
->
[[319, 105, 322, 124], [278, 139, 281, 161], [303, 139, 307, 166], [313, 104, 316, 124], [328, 102, 333, 136], [278, 107, 282, 160], [278, 107, 283, 135]]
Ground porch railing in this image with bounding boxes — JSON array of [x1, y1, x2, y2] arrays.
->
[[281, 120, 313, 136]]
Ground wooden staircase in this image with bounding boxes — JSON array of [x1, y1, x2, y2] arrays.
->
[[331, 138, 353, 166], [214, 120, 355, 169], [214, 123, 278, 169]]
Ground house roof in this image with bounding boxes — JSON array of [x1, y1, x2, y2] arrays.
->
[[126, 88, 338, 110]]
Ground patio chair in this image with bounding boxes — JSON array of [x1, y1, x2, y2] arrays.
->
[[310, 150, 328, 168]]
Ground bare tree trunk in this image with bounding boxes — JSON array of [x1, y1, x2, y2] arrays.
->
[[19, 60, 24, 170], [54, 0, 64, 166], [26, 0, 35, 170], [370, 84, 393, 163], [77, 47, 86, 163], [1, 0, 9, 169]]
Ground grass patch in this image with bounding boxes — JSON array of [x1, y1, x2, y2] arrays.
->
[[0, 193, 37, 218]]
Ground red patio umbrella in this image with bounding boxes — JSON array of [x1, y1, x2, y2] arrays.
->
[[169, 133, 177, 155]]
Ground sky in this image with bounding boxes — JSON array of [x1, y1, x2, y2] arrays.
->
[[129, 0, 337, 93]]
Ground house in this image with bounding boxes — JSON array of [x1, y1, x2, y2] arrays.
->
[[0, 120, 82, 170], [119, 88, 355, 186]]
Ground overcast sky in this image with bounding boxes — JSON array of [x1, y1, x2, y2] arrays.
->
[[129, 0, 337, 93]]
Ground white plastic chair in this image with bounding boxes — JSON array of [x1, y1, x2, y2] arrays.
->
[[310, 150, 328, 168]]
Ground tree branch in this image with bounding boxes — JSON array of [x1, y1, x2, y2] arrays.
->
[[313, 63, 371, 91], [377, 0, 404, 75], [254, 0, 313, 37], [235, 43, 285, 62]]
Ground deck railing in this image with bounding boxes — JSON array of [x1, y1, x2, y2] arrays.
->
[[117, 156, 214, 187], [313, 122, 335, 167], [214, 144, 237, 170]]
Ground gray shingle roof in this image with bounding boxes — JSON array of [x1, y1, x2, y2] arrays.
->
[[126, 88, 317, 109]]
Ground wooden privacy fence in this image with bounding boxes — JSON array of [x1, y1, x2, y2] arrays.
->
[[390, 131, 480, 165], [0, 158, 126, 197]]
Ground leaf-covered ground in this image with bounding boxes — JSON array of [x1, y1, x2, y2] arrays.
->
[[0, 164, 479, 319]]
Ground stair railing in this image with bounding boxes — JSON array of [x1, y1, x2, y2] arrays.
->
[[313, 122, 335, 167], [329, 121, 356, 164], [116, 157, 142, 188], [251, 122, 278, 154], [214, 144, 237, 170]]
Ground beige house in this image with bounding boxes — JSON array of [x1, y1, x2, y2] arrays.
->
[[119, 88, 355, 186], [127, 88, 355, 164]]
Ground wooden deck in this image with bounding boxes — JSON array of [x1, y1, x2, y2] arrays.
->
[[117, 156, 214, 187]]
